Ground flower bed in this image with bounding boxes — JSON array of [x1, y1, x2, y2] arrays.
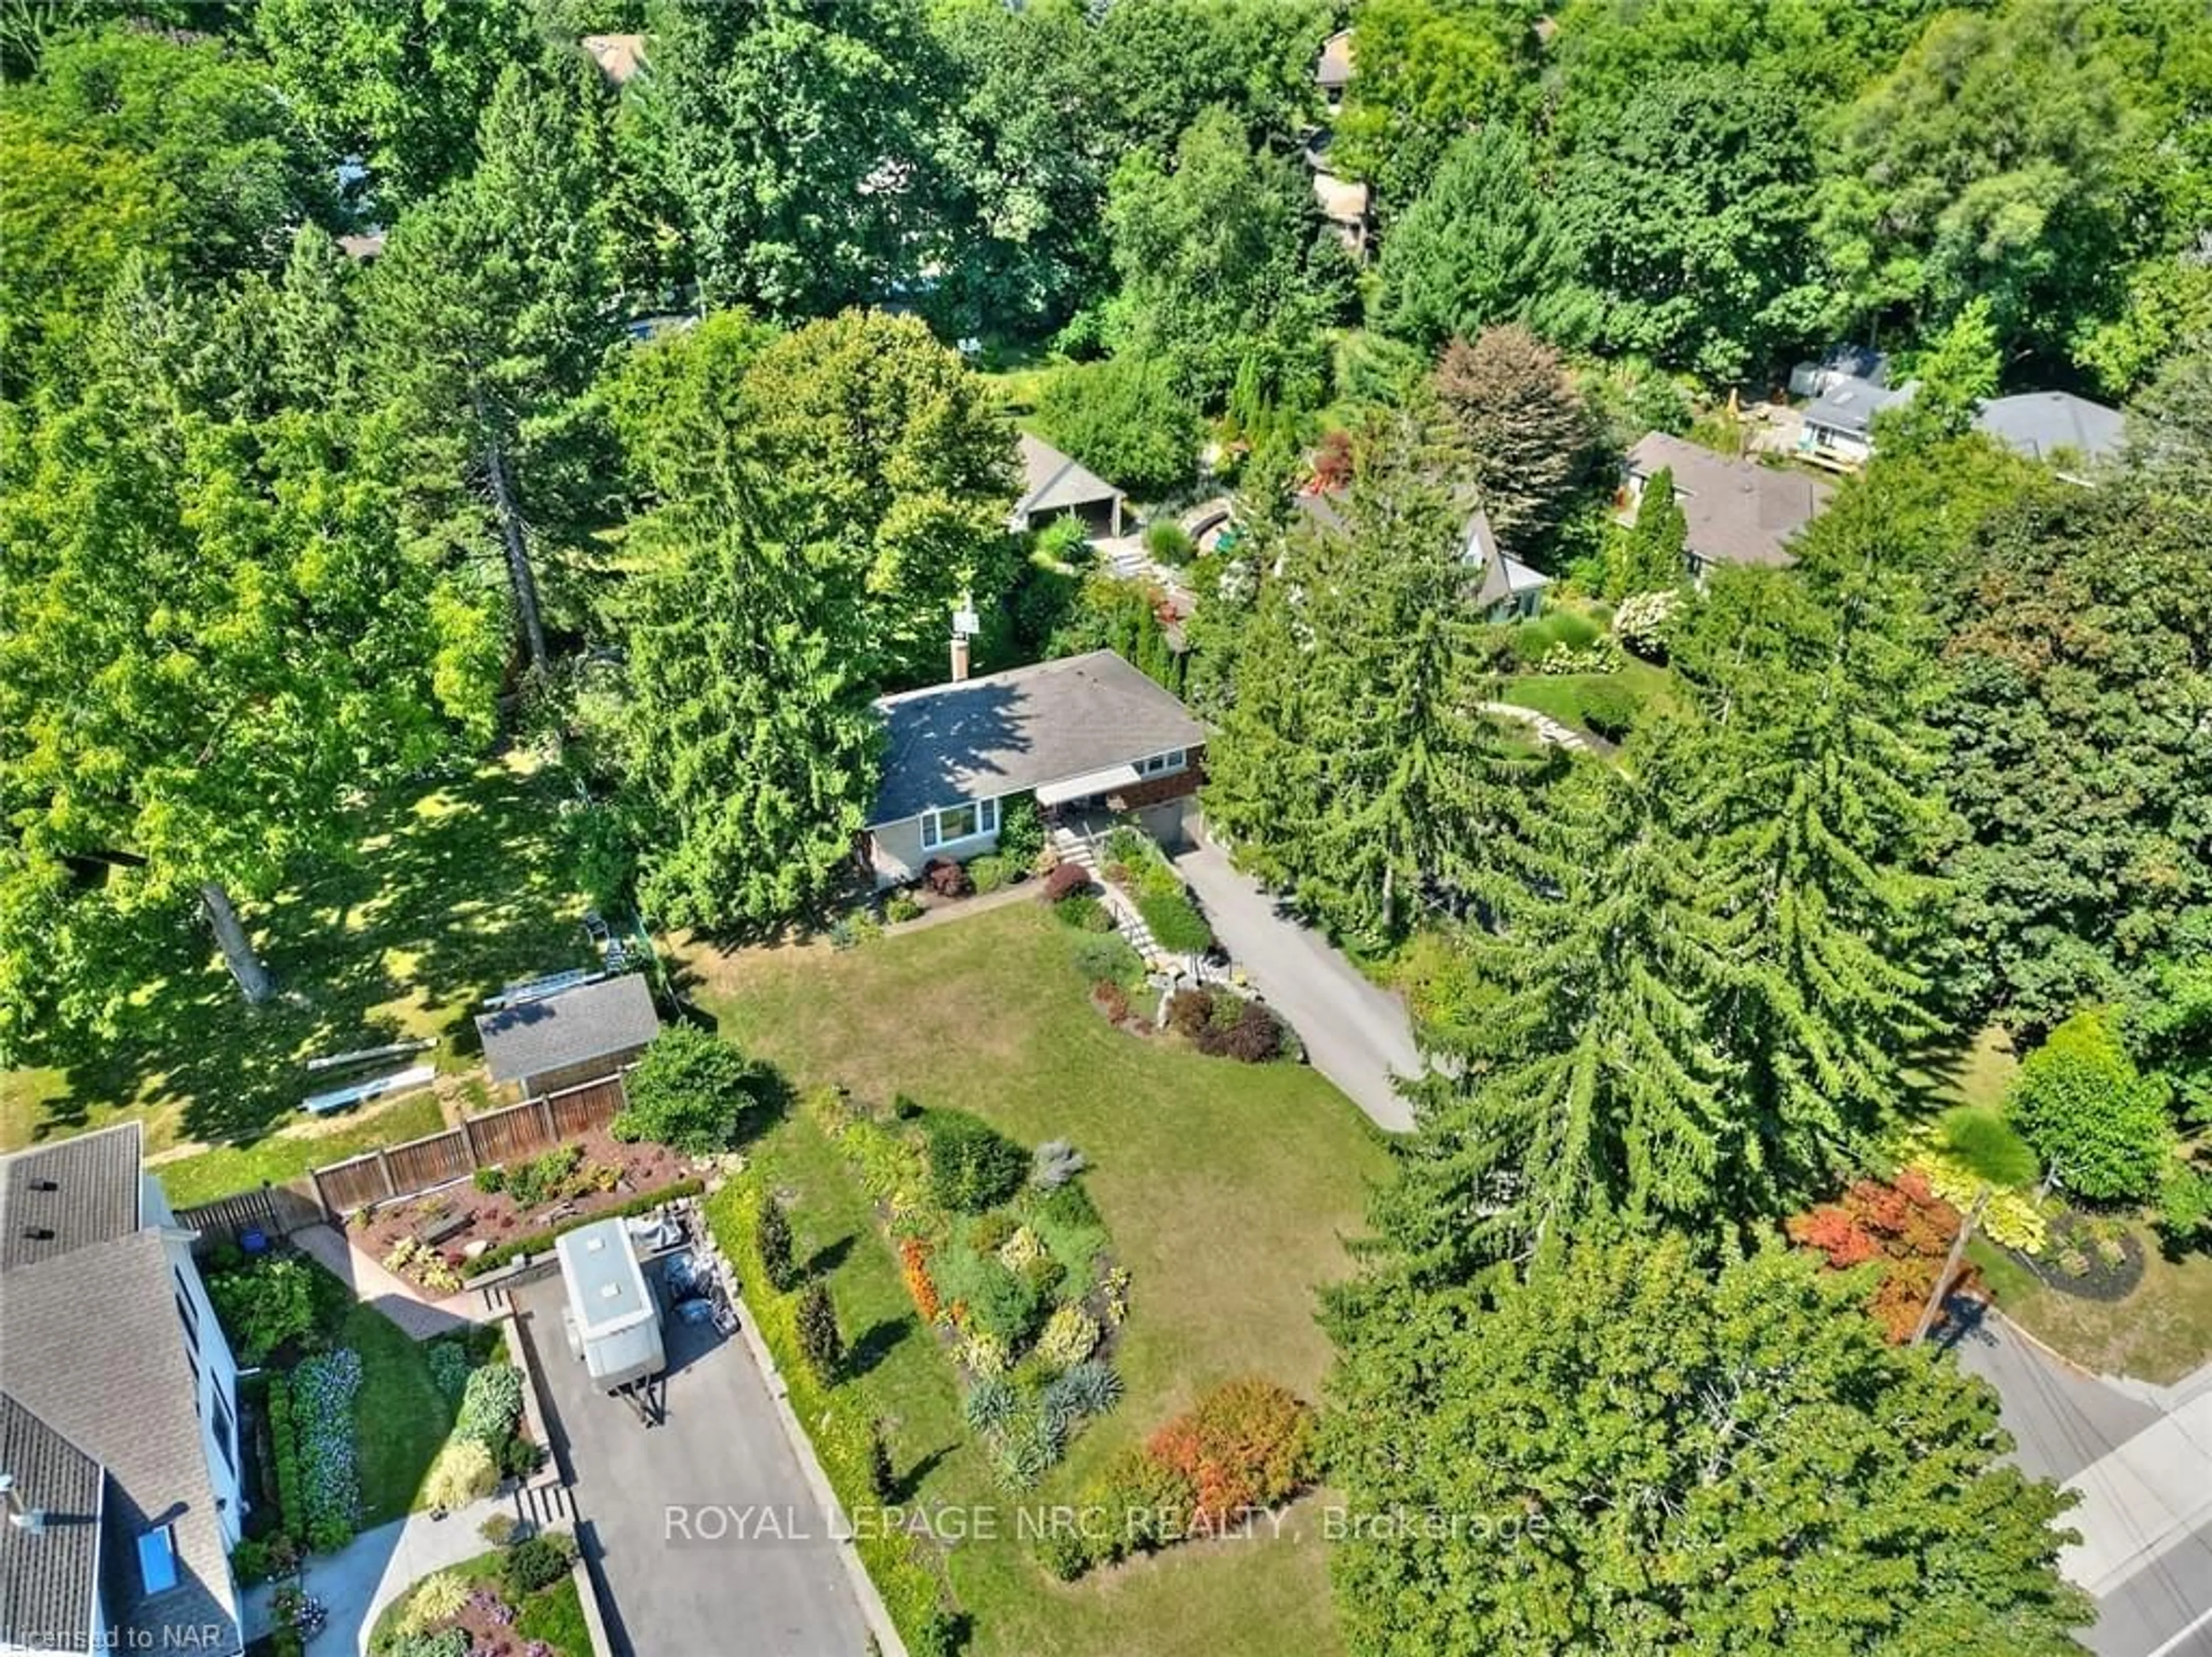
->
[[293, 1348, 364, 1551], [367, 1540, 589, 1657], [808, 1090, 1128, 1493], [349, 1129, 692, 1286]]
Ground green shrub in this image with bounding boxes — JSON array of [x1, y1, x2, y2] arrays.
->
[[472, 1166, 506, 1194], [425, 1339, 470, 1400], [996, 796, 1045, 868], [457, 1179, 705, 1278], [502, 1144, 584, 1210], [933, 1247, 1040, 1346], [399, 1571, 469, 1633], [1073, 933, 1143, 989], [456, 1364, 524, 1450], [756, 1194, 798, 1292], [923, 1111, 1029, 1211], [423, 1440, 497, 1512], [886, 890, 924, 924], [967, 854, 1009, 894], [796, 1281, 844, 1380], [384, 1631, 468, 1657], [1577, 676, 1641, 741], [1033, 354, 1202, 499], [1143, 520, 1195, 565], [502, 1533, 575, 1595], [1546, 608, 1601, 649], [499, 1435, 545, 1479], [1052, 892, 1113, 932], [478, 1512, 518, 1547], [2009, 1010, 2172, 1200], [611, 1022, 761, 1157], [207, 1255, 319, 1364], [1136, 889, 1212, 954]]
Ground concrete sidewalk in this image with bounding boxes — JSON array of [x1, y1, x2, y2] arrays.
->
[[1172, 837, 1421, 1132], [245, 1493, 509, 1654]]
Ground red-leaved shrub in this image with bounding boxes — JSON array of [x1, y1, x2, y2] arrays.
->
[[923, 857, 972, 898], [1043, 862, 1093, 902], [1145, 1378, 1317, 1526], [1786, 1171, 1967, 1342], [1092, 980, 1130, 1023], [900, 1238, 940, 1323]]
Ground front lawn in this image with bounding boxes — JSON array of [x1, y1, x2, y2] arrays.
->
[[3, 752, 593, 1167], [1971, 1228, 2212, 1385], [675, 901, 1388, 1657], [1494, 656, 1679, 744]]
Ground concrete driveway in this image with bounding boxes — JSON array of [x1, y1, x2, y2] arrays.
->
[[513, 1263, 872, 1657], [1172, 837, 1421, 1132], [1952, 1306, 2212, 1656]]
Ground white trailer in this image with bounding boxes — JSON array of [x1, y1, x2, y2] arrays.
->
[[556, 1217, 665, 1405]]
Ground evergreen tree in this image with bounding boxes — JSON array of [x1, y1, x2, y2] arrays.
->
[[796, 1280, 844, 1381], [1611, 466, 1688, 595], [1325, 1232, 2091, 1656], [755, 1194, 798, 1292], [1431, 325, 1596, 554], [1374, 753, 1736, 1280]]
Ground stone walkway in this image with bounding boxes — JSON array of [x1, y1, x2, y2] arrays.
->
[[1479, 699, 1593, 754], [293, 1221, 480, 1338], [245, 1493, 511, 1654]]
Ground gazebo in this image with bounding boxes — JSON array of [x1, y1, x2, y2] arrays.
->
[[1009, 432, 1126, 539]]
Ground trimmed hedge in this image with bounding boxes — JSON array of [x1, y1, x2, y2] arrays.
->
[[459, 1179, 705, 1278], [703, 1178, 959, 1655], [267, 1375, 304, 1545]]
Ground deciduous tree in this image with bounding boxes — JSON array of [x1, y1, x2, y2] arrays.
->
[[1431, 324, 1594, 553]]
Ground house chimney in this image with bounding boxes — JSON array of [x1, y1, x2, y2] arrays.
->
[[950, 633, 970, 683]]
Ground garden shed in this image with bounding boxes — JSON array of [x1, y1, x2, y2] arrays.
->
[[1009, 433, 1126, 539], [476, 973, 659, 1101]]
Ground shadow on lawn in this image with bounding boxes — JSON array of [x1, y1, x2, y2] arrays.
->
[[21, 760, 594, 1152]]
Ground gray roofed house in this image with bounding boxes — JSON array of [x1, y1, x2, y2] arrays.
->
[[864, 650, 1207, 886], [1, 1125, 143, 1269], [1463, 509, 1550, 621], [1624, 433, 1835, 579], [476, 973, 660, 1099], [1010, 433, 1126, 538], [1800, 374, 1916, 468], [0, 1124, 243, 1657], [0, 1393, 105, 1656], [1974, 391, 2126, 469]]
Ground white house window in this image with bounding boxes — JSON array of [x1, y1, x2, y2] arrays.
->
[[921, 795, 999, 850], [1138, 749, 1186, 777], [212, 1389, 236, 1476]]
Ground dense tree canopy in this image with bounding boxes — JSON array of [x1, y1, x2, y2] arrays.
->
[[1327, 1232, 2090, 1656]]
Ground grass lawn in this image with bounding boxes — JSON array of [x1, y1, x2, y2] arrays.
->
[[676, 902, 1388, 1657], [2, 752, 593, 1181], [1495, 656, 1679, 744], [154, 1091, 449, 1208], [1971, 1229, 2212, 1386], [323, 1289, 460, 1525]]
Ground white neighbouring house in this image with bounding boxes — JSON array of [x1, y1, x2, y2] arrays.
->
[[0, 1123, 244, 1657], [861, 650, 1208, 887]]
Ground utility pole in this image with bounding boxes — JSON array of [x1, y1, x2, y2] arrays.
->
[[1912, 1187, 1993, 1344]]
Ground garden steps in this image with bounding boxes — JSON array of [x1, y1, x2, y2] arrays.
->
[[1052, 824, 1173, 962], [514, 1477, 574, 1531]]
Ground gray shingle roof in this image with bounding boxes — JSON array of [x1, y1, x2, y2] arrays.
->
[[1803, 373, 1914, 439], [1, 1122, 143, 1269], [1012, 433, 1123, 519], [476, 973, 660, 1085], [1626, 433, 1835, 571], [1462, 509, 1551, 609], [870, 650, 1207, 826], [0, 1391, 104, 1654], [1, 1230, 237, 1655], [1974, 391, 2126, 465]]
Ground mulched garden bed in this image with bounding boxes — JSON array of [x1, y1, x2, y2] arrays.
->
[[2006, 1212, 2146, 1303], [352, 1128, 691, 1289]]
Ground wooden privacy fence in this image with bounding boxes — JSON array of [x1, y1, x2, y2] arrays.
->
[[175, 1183, 324, 1254], [308, 1071, 630, 1219]]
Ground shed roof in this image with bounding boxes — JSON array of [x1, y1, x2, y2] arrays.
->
[[0, 1391, 104, 1654], [1974, 391, 2126, 465], [580, 33, 649, 86], [870, 650, 1206, 826], [1462, 510, 1550, 608], [1316, 28, 1355, 89], [476, 974, 659, 1085], [1013, 433, 1123, 520], [1626, 433, 1834, 570], [0, 1230, 237, 1654], [1, 1122, 143, 1270], [1803, 373, 1914, 439]]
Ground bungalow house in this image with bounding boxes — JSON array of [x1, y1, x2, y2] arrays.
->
[[1623, 433, 1835, 581], [862, 650, 1207, 887], [1788, 345, 1915, 469], [1316, 28, 1354, 118], [1974, 391, 2126, 471], [476, 972, 660, 1103], [1463, 509, 1550, 621], [1010, 433, 1126, 540], [0, 1124, 244, 1657]]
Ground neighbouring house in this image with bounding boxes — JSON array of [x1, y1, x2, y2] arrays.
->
[[334, 230, 385, 262], [862, 649, 1208, 887], [1788, 343, 1891, 400], [579, 32, 650, 88], [1306, 142, 1373, 260], [1295, 490, 1550, 622], [1800, 374, 1916, 470], [476, 973, 660, 1103], [1974, 391, 2126, 471], [1316, 27, 1354, 118], [1623, 433, 1835, 581], [1463, 509, 1550, 621], [0, 1124, 244, 1657], [1010, 432, 1126, 540]]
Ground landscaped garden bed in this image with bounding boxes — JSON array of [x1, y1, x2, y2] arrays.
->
[[367, 1537, 589, 1657], [343, 1129, 694, 1288]]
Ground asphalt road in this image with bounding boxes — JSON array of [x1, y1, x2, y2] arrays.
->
[[1173, 837, 1422, 1132], [1951, 1305, 2212, 1656], [514, 1263, 872, 1657]]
